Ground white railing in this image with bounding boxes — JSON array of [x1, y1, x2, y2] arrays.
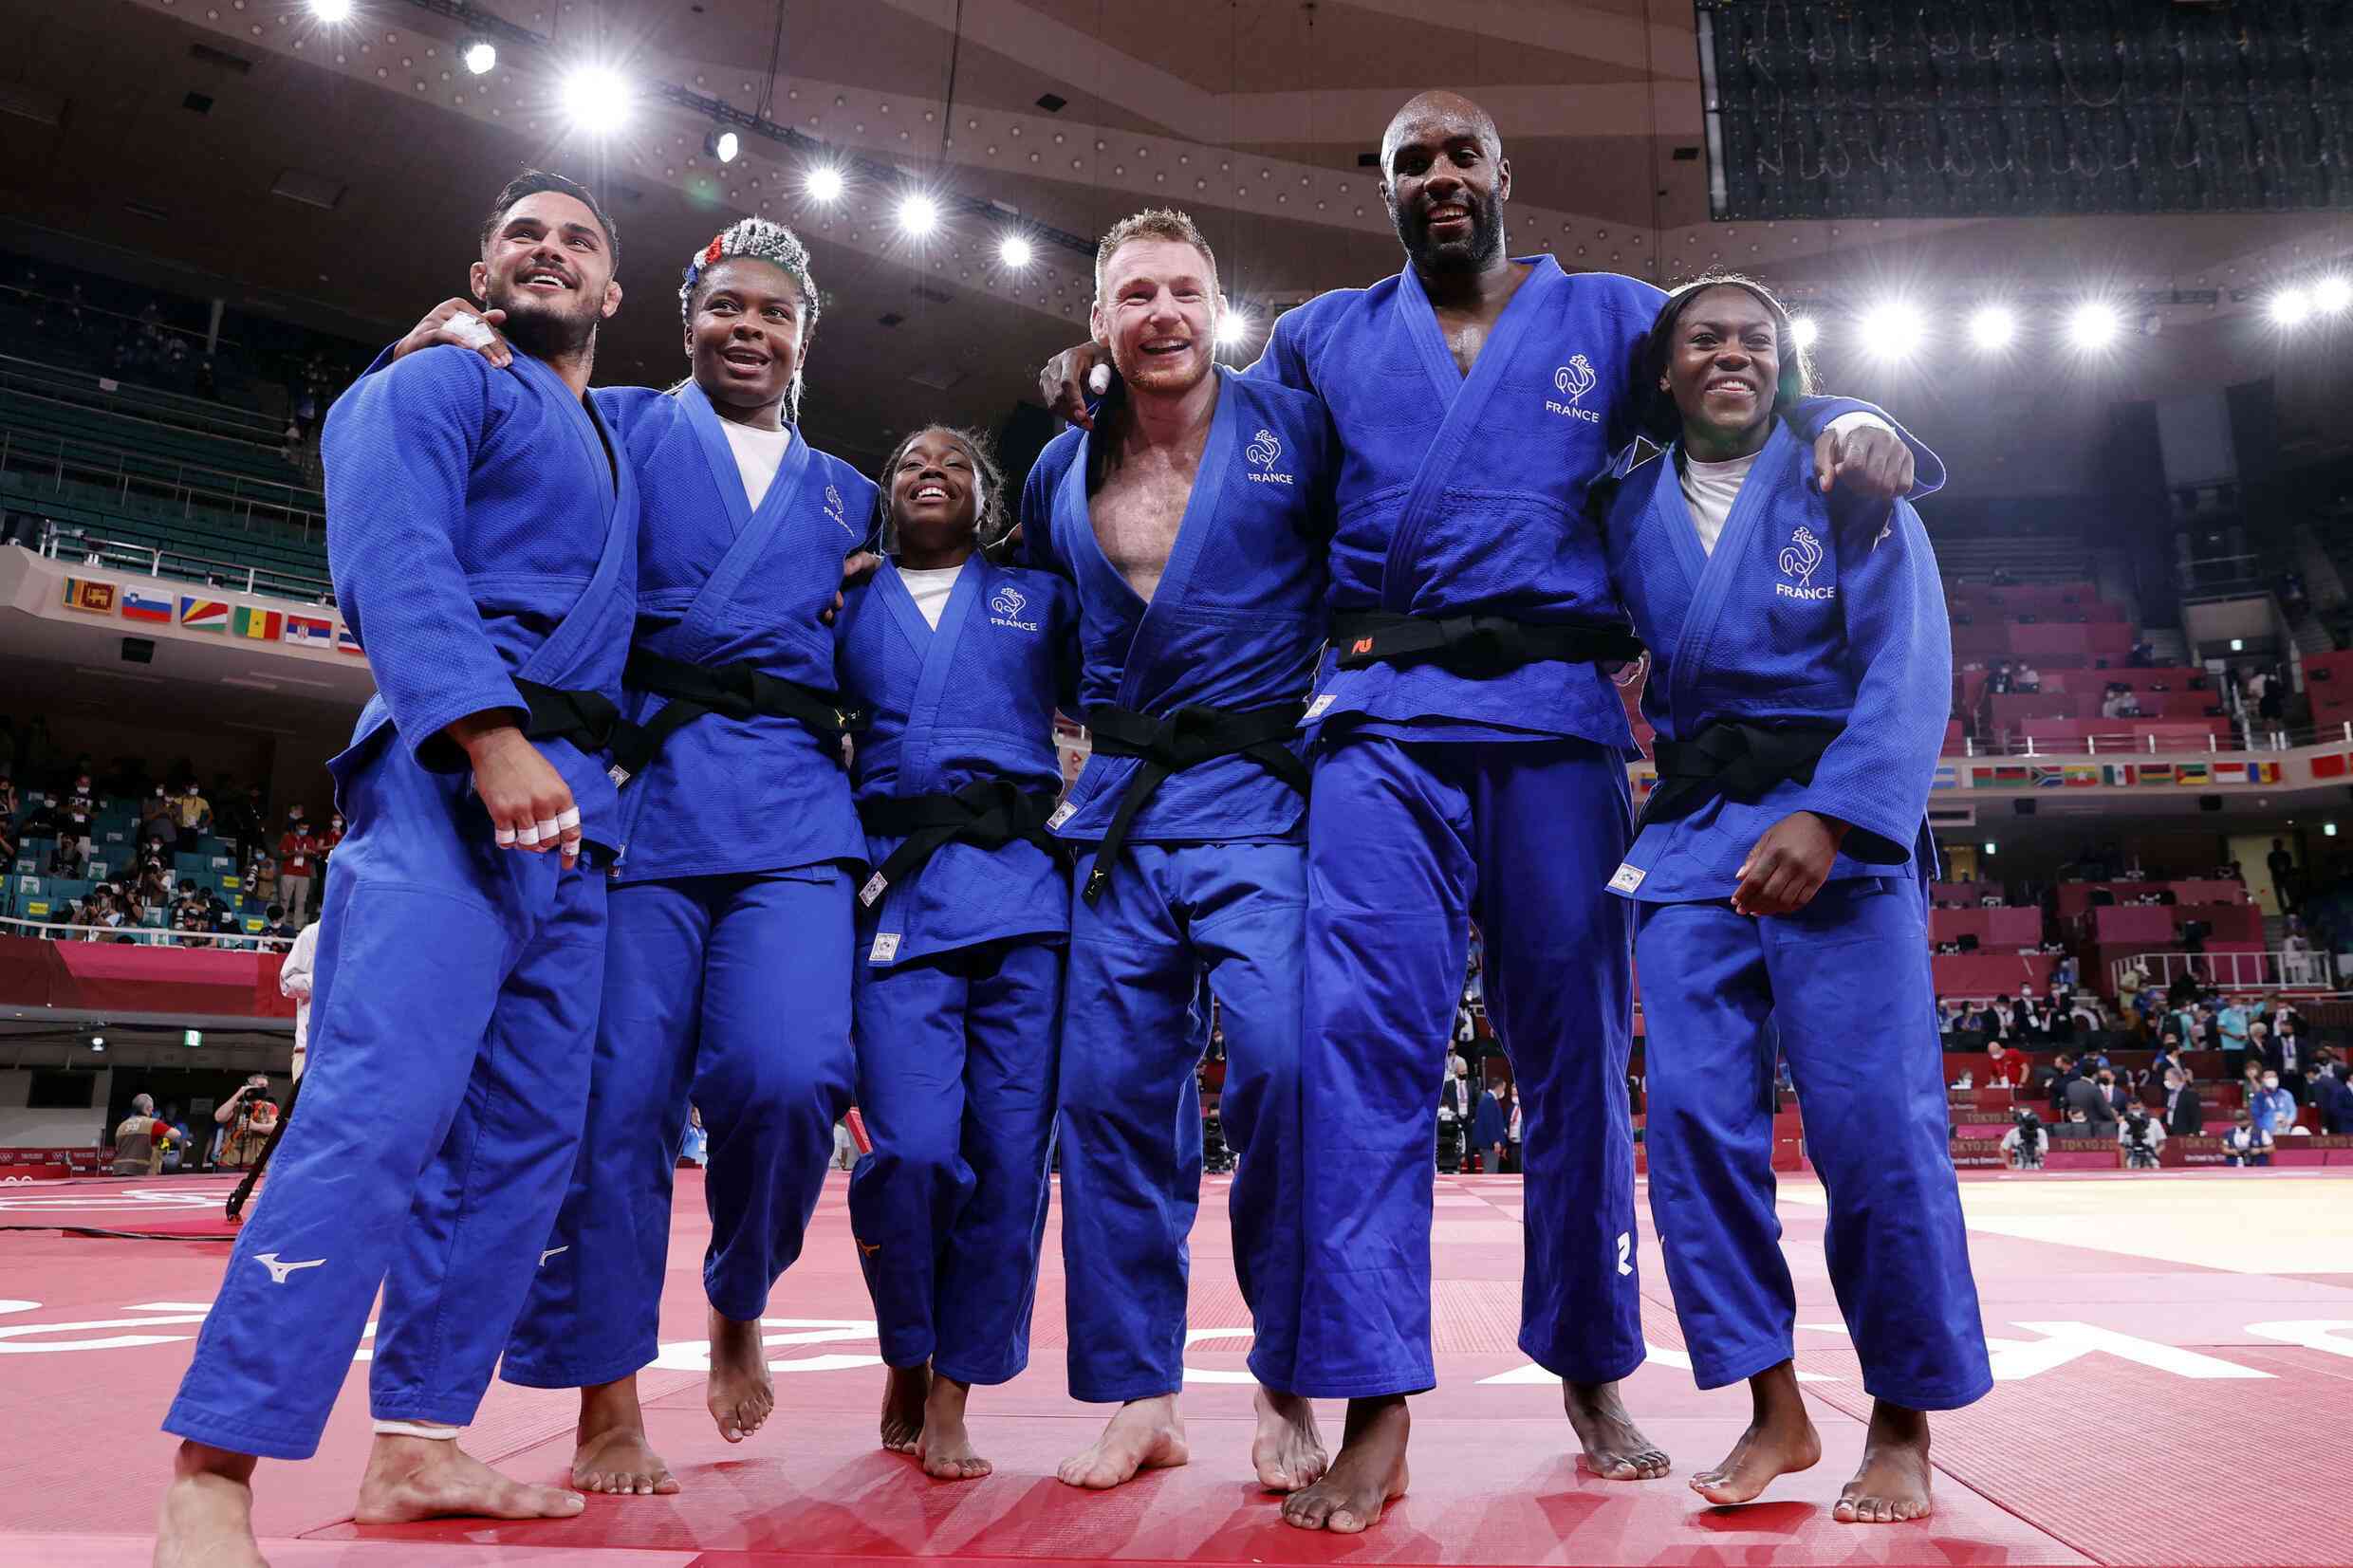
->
[[40, 524, 334, 604], [2109, 949, 2332, 995], [0, 913, 293, 951]]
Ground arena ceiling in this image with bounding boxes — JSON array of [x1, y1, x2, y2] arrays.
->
[[0, 0, 2347, 467]]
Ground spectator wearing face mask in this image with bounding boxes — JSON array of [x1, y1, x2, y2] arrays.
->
[[139, 782, 173, 839], [320, 810, 346, 874], [2064, 1067, 2118, 1130], [2315, 1065, 2353, 1135], [275, 805, 319, 924], [2250, 1071, 2297, 1136], [2264, 1016, 2307, 1091], [1983, 1039, 2031, 1089], [171, 779, 213, 854], [2217, 999, 2252, 1077], [2161, 1069, 2203, 1136]]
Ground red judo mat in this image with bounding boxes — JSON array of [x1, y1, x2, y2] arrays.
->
[[4, 1168, 2351, 1565]]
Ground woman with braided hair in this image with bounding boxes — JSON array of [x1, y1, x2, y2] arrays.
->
[[382, 212, 876, 1495], [833, 424, 1076, 1477]]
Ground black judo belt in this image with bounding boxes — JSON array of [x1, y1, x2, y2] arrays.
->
[[513, 679, 624, 756], [855, 780, 1064, 909], [1081, 701, 1309, 903], [605, 648, 868, 786], [1641, 721, 1842, 829], [1331, 611, 1643, 679]]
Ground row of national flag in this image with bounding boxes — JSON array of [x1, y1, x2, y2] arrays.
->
[[64, 577, 361, 655], [1967, 758, 2285, 788]]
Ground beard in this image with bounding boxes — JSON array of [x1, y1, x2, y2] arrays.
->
[[483, 274, 602, 360], [1394, 182, 1507, 274]]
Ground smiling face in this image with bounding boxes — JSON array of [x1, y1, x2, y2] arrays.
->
[[685, 257, 806, 424], [1381, 94, 1509, 274], [1091, 236, 1220, 397], [888, 428, 980, 562], [1662, 285, 1783, 455], [471, 190, 621, 359]]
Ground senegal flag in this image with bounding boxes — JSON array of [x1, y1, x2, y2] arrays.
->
[[233, 606, 284, 641]]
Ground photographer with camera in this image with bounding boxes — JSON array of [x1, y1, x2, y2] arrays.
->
[[213, 1076, 279, 1171], [1999, 1109, 2047, 1171], [2222, 1109, 2274, 1168], [2117, 1104, 2164, 1170]]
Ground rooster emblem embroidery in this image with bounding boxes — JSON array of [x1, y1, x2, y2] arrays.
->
[[1779, 526, 1825, 587], [1553, 356, 1597, 403], [1246, 429, 1282, 470], [991, 585, 1027, 618]]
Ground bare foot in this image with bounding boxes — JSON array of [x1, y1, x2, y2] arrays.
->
[[706, 1306, 774, 1444], [1691, 1362, 1821, 1505], [351, 1434, 584, 1524], [917, 1374, 991, 1481], [1833, 1400, 1934, 1523], [1564, 1376, 1672, 1480], [155, 1441, 268, 1568], [1055, 1393, 1189, 1489], [1281, 1395, 1409, 1533], [880, 1361, 930, 1454], [570, 1375, 678, 1496], [1251, 1385, 1328, 1493]]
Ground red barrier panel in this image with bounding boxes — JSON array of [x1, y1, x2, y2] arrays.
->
[[0, 935, 292, 1020], [2054, 880, 2248, 915], [1932, 953, 2057, 995], [1930, 907, 2046, 947], [2088, 905, 2177, 944]]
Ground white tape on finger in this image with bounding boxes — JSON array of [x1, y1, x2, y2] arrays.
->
[[516, 824, 544, 845], [447, 313, 495, 348], [533, 817, 561, 840], [495, 827, 519, 846], [1086, 364, 1112, 397], [555, 806, 582, 831]]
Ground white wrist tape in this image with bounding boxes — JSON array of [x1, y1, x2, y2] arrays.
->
[[373, 1418, 463, 1440], [447, 313, 495, 349]]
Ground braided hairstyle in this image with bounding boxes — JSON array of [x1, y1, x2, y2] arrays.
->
[[677, 217, 822, 424], [875, 425, 1010, 557]]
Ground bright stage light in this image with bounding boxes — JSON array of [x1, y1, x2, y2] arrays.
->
[[1788, 315, 1820, 351], [2317, 276, 2353, 316], [707, 129, 741, 164], [2270, 286, 2314, 327], [805, 164, 845, 203], [997, 234, 1034, 268], [461, 39, 497, 75], [2067, 302, 2121, 351], [1857, 302, 1924, 360], [1968, 304, 2017, 351], [308, 0, 354, 22], [897, 194, 940, 237], [1214, 311, 1253, 348], [560, 66, 635, 134]]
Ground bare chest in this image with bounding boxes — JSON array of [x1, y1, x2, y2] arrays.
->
[[1091, 448, 1202, 602]]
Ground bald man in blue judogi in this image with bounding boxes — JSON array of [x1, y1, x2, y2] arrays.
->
[[1020, 365, 1332, 1481], [164, 337, 635, 1467], [833, 547, 1075, 1467], [1603, 404, 1990, 1512]]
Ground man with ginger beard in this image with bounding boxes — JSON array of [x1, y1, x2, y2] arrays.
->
[[1044, 91, 1920, 1532], [1018, 207, 1338, 1498], [155, 169, 636, 1566]]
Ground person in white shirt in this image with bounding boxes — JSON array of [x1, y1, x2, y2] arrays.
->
[[279, 916, 322, 1082]]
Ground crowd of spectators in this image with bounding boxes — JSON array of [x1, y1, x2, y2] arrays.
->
[[1, 715, 329, 949]]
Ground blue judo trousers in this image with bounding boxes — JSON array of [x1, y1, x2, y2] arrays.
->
[[164, 345, 636, 1457], [835, 556, 1075, 1384], [504, 384, 872, 1388], [1021, 367, 1334, 1400], [1251, 256, 1903, 1397], [1603, 419, 1990, 1408]]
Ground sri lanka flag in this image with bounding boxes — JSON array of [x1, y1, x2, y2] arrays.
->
[[233, 606, 284, 641], [283, 614, 333, 649], [63, 578, 116, 614]]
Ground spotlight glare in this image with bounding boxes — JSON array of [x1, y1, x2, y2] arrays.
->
[[897, 194, 940, 237], [1858, 302, 1924, 360], [308, 0, 355, 22], [805, 164, 845, 204], [998, 234, 1034, 268], [708, 129, 741, 164], [560, 65, 635, 134], [461, 39, 497, 75], [2318, 276, 2353, 316], [1214, 311, 1252, 348], [2270, 286, 2314, 327], [1788, 315, 1821, 351], [2067, 301, 2121, 351], [1967, 304, 2017, 351]]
